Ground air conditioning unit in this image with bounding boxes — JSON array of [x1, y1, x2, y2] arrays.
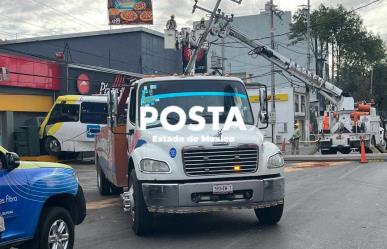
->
[[0, 67, 9, 81]]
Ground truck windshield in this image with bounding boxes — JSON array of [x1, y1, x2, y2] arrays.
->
[[139, 80, 254, 128]]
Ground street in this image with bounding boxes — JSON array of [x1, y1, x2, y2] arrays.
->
[[73, 161, 387, 249]]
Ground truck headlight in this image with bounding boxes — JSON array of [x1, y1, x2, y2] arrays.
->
[[267, 153, 284, 169], [140, 159, 171, 173]]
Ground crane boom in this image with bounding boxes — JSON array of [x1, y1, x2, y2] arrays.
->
[[227, 26, 350, 109]]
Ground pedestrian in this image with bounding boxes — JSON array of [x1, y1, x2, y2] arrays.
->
[[290, 122, 301, 155]]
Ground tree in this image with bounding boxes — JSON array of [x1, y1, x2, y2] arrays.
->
[[289, 4, 386, 112]]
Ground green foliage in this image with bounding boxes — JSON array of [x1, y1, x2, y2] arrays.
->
[[289, 4, 387, 112]]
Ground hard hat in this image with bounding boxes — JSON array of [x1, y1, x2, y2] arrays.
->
[[201, 17, 205, 21], [171, 14, 175, 18]]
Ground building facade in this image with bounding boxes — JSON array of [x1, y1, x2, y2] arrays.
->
[[0, 27, 181, 150]]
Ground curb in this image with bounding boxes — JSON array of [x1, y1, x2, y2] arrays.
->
[[284, 154, 387, 162]]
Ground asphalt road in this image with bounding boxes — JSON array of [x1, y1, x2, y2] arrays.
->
[[73, 161, 387, 249]]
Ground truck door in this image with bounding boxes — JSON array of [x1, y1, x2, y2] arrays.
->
[[0, 163, 28, 242], [128, 87, 139, 153]]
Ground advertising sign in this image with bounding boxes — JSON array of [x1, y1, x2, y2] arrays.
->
[[0, 54, 60, 90], [182, 46, 207, 74], [108, 0, 153, 25]]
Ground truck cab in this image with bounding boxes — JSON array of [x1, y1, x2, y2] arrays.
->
[[0, 145, 86, 249], [95, 76, 285, 235]]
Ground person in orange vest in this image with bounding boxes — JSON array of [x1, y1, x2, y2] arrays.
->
[[323, 112, 330, 133]]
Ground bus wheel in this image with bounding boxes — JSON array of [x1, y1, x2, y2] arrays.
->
[[44, 137, 61, 156]]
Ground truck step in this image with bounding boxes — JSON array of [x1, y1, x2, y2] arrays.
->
[[121, 192, 131, 213]]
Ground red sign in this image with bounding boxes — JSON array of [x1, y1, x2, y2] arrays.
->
[[77, 74, 90, 94], [0, 53, 60, 90]]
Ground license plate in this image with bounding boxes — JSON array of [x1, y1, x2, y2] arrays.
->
[[213, 184, 233, 194]]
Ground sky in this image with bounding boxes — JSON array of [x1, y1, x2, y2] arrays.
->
[[0, 0, 386, 41]]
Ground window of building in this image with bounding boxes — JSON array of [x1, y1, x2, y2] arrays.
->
[[301, 95, 305, 113], [295, 94, 300, 113]]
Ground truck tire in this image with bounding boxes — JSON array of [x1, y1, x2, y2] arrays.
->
[[44, 136, 61, 156], [20, 207, 74, 249], [97, 162, 112, 196], [128, 169, 152, 235], [254, 202, 284, 225], [340, 148, 351, 154]]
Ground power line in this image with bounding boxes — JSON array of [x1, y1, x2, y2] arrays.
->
[[277, 43, 309, 55], [28, 0, 102, 30], [352, 0, 382, 11], [212, 32, 292, 46]]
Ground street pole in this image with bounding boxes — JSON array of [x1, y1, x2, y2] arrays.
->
[[370, 68, 374, 96], [305, 0, 311, 141], [270, 0, 276, 143], [185, 0, 222, 75], [221, 37, 225, 75]]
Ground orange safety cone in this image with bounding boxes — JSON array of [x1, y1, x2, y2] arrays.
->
[[360, 139, 368, 164], [281, 138, 286, 152]]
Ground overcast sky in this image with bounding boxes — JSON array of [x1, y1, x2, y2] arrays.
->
[[0, 0, 385, 41]]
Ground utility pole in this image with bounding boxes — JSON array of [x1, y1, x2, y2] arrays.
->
[[305, 0, 311, 141], [269, 0, 276, 143], [370, 68, 374, 96], [185, 0, 223, 75], [221, 37, 225, 75]]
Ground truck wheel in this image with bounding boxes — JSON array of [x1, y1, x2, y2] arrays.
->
[[255, 202, 284, 225], [21, 207, 74, 249], [111, 185, 123, 195], [128, 169, 152, 235], [340, 148, 351, 154], [97, 162, 112, 196], [44, 136, 61, 156]]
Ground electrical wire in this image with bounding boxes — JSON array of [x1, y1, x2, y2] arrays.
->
[[277, 43, 309, 55], [352, 0, 382, 11], [28, 0, 102, 30]]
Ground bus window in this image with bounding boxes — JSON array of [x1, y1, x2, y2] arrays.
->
[[80, 102, 108, 124], [48, 104, 80, 124]]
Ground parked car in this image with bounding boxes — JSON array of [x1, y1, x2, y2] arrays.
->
[[0, 145, 86, 249]]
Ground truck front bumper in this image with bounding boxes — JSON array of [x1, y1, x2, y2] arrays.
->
[[141, 176, 284, 213]]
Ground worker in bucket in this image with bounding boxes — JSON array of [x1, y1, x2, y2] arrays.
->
[[166, 14, 177, 30], [290, 122, 301, 155]]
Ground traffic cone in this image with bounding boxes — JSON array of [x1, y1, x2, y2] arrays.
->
[[360, 140, 368, 164], [281, 138, 286, 152]]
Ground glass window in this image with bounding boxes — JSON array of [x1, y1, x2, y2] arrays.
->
[[139, 80, 254, 129], [80, 102, 108, 124], [129, 88, 137, 123], [295, 94, 300, 113], [48, 104, 80, 124]]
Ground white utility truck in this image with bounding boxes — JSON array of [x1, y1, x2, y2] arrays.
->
[[95, 76, 285, 235]]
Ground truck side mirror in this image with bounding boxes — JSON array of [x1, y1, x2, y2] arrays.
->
[[258, 87, 269, 129], [4, 152, 20, 171], [107, 89, 118, 128]]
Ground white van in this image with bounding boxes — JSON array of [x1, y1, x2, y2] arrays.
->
[[39, 95, 107, 155]]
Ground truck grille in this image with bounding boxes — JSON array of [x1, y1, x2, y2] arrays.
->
[[183, 145, 258, 176]]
